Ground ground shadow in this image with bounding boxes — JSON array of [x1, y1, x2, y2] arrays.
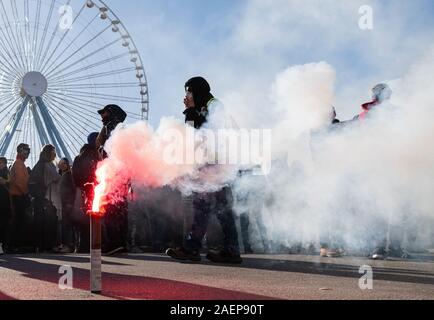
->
[[119, 253, 434, 286], [0, 256, 274, 300], [13, 254, 132, 267]]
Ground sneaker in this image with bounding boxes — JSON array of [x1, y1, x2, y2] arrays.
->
[[56, 245, 73, 254], [320, 248, 343, 258], [244, 245, 254, 254], [326, 249, 344, 258], [206, 249, 243, 264], [166, 247, 201, 262], [320, 248, 328, 257], [371, 247, 387, 260]]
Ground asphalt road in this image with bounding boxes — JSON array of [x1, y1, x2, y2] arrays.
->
[[0, 253, 433, 300]]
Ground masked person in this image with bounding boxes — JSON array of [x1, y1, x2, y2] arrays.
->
[[166, 77, 242, 264], [96, 105, 129, 255], [96, 104, 127, 158]]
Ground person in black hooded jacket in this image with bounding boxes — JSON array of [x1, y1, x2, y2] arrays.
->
[[96, 104, 129, 255], [96, 104, 127, 158], [72, 132, 101, 253], [183, 77, 215, 129], [166, 77, 242, 264]]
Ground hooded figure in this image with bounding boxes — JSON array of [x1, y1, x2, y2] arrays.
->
[[96, 104, 127, 154], [183, 77, 215, 129], [95, 105, 129, 254], [166, 77, 242, 264]]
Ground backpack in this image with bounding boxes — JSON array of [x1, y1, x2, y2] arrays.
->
[[29, 161, 46, 199], [72, 153, 98, 190]]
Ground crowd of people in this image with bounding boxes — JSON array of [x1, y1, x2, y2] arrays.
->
[[0, 104, 129, 256], [0, 76, 421, 263]]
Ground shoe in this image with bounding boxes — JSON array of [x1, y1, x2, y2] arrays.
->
[[129, 246, 144, 254], [166, 247, 201, 262], [0, 243, 4, 256], [56, 245, 73, 254], [206, 249, 243, 264], [244, 245, 254, 254], [320, 248, 328, 257], [52, 246, 61, 253], [326, 249, 344, 258], [371, 247, 387, 260]]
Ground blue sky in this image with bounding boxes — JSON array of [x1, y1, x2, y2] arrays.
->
[[105, 0, 434, 127]]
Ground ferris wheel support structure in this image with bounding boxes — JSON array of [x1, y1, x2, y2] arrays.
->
[[0, 0, 149, 165]]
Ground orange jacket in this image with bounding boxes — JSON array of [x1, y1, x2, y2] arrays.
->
[[9, 159, 29, 196]]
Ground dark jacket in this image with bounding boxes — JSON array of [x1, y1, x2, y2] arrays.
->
[[184, 107, 208, 129], [60, 170, 76, 208], [72, 144, 101, 191], [184, 77, 215, 129]]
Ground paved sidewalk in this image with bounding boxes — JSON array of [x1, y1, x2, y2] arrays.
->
[[0, 253, 433, 300]]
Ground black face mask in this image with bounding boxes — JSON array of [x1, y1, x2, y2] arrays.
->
[[102, 114, 112, 126]]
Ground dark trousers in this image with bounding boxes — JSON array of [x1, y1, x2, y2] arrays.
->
[[61, 204, 77, 249], [76, 189, 91, 253], [33, 198, 58, 251], [77, 217, 90, 253], [0, 215, 10, 245], [184, 187, 240, 255], [240, 213, 252, 252], [102, 201, 128, 252], [33, 198, 46, 250], [10, 195, 30, 248], [0, 192, 11, 244]]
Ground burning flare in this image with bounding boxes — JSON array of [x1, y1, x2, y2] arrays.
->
[[91, 164, 109, 217]]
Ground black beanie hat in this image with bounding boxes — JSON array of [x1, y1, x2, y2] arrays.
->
[[185, 77, 214, 109]]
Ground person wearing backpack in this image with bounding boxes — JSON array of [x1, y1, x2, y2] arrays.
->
[[96, 105, 129, 255], [31, 145, 61, 253], [72, 133, 101, 253]]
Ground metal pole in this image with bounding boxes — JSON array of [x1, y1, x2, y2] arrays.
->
[[35, 97, 73, 162], [90, 214, 102, 294], [0, 96, 30, 155]]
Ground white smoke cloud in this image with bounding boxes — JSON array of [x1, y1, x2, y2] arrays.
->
[[98, 50, 434, 254], [232, 52, 434, 253], [97, 1, 434, 254]]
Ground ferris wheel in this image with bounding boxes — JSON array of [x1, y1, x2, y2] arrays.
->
[[0, 0, 149, 165]]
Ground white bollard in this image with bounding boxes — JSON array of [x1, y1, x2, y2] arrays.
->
[[90, 214, 102, 294]]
